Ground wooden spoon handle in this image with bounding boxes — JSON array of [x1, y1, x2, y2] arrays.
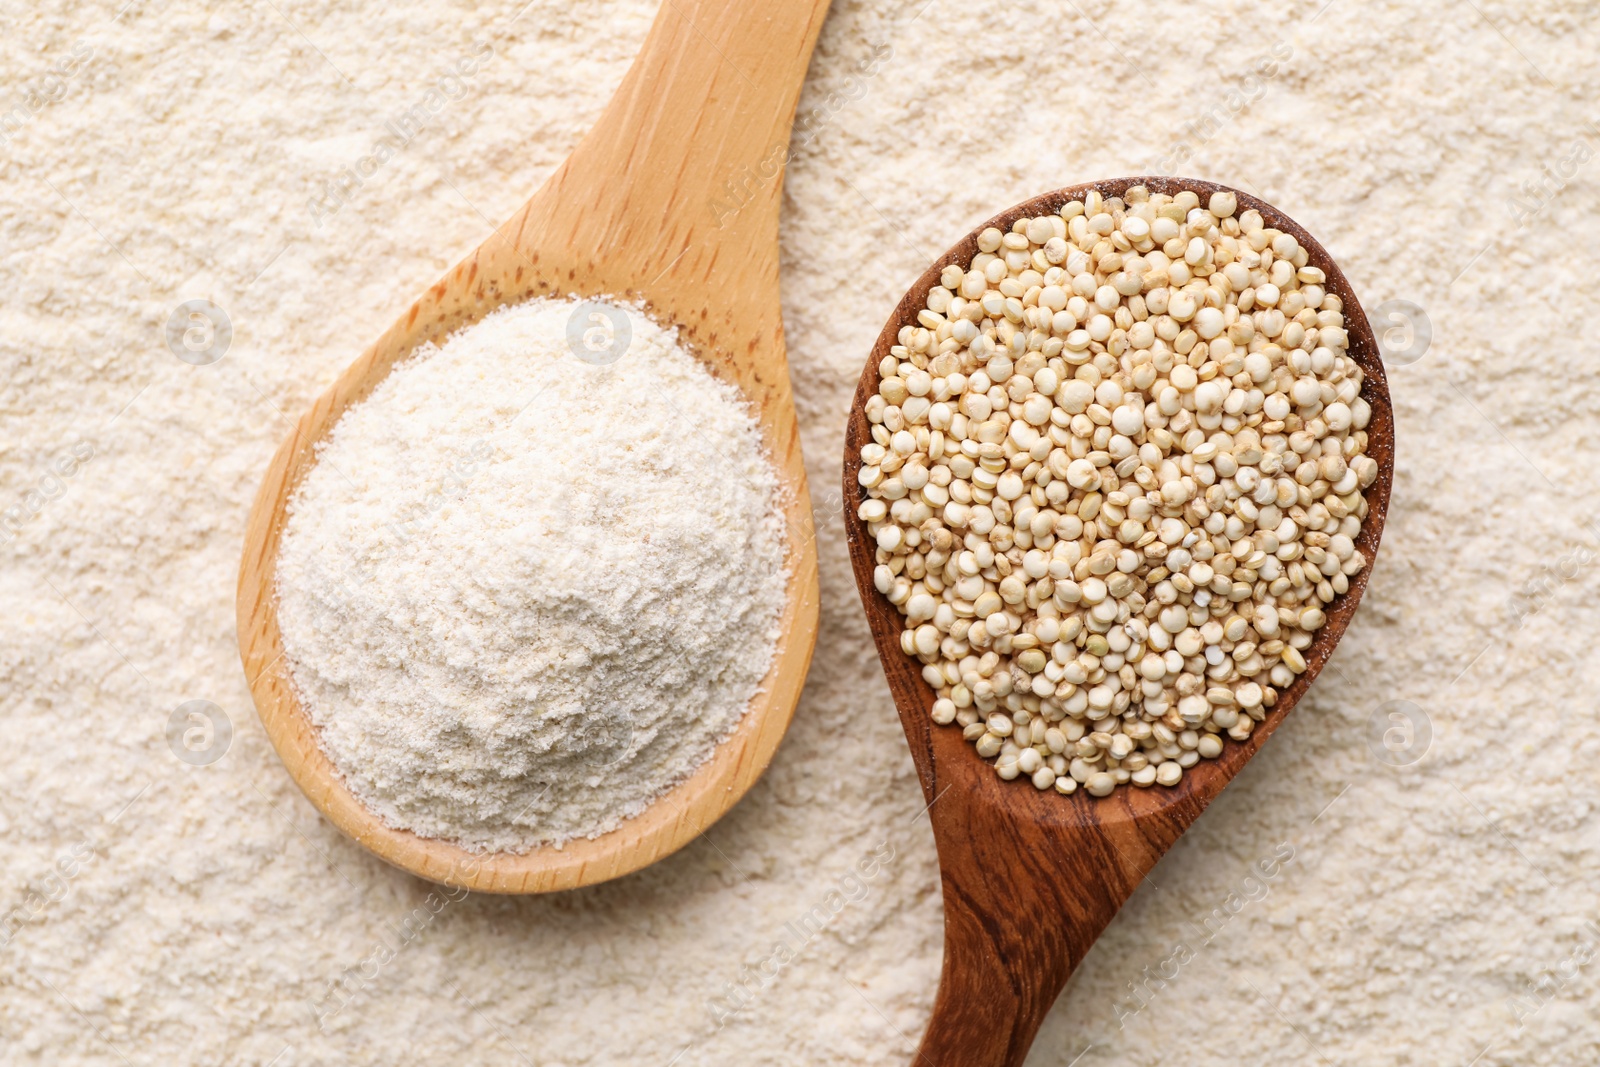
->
[[534, 0, 833, 265], [909, 727, 1180, 1066], [916, 889, 1081, 1067], [863, 559, 1188, 1067]]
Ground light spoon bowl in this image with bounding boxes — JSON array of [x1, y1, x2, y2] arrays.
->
[[842, 177, 1394, 1066], [238, 0, 830, 894]]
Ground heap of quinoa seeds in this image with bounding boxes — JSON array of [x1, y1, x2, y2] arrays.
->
[[857, 185, 1378, 797]]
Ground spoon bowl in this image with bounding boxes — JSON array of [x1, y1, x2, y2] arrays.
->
[[237, 0, 830, 894], [843, 177, 1392, 1065]]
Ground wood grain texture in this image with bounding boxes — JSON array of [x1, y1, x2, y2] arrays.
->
[[842, 178, 1394, 1067], [237, 0, 831, 894]]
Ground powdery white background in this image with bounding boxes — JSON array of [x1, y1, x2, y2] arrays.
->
[[2, 0, 1598, 1064]]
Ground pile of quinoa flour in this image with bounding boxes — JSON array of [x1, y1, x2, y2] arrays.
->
[[274, 298, 788, 851], [3, 0, 1599, 1065]]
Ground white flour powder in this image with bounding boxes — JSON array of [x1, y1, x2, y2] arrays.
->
[[275, 298, 788, 850], [4, 0, 1600, 1064]]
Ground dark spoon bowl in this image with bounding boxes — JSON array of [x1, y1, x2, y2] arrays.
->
[[842, 177, 1393, 1067]]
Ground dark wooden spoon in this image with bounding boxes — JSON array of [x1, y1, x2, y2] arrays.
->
[[842, 177, 1393, 1067]]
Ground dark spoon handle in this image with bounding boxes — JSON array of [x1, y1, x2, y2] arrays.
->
[[910, 744, 1180, 1067]]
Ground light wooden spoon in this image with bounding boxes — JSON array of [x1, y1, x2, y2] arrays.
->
[[843, 178, 1393, 1066], [237, 0, 830, 894]]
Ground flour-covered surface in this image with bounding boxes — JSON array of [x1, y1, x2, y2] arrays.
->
[[2, 0, 1598, 1064]]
